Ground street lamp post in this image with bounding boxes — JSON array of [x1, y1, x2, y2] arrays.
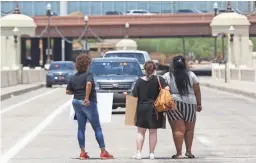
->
[[13, 27, 23, 83], [221, 33, 226, 63], [213, 2, 218, 60], [227, 1, 232, 12], [13, 27, 19, 68], [84, 16, 89, 54], [46, 3, 52, 64], [213, 2, 218, 15], [182, 37, 186, 56], [225, 25, 235, 83], [125, 22, 129, 38]]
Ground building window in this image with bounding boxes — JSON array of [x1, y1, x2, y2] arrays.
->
[[34, 1, 46, 16], [126, 1, 137, 11], [68, 1, 79, 14], [80, 1, 90, 15], [1, 1, 14, 15], [149, 1, 161, 13], [103, 1, 114, 15], [137, 1, 149, 10], [91, 1, 102, 15], [20, 1, 33, 16], [161, 1, 173, 13], [114, 1, 125, 14]]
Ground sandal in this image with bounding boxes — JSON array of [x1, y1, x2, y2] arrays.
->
[[185, 152, 195, 158], [172, 155, 183, 159]]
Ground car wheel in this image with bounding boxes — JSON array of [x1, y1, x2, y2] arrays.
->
[[46, 83, 52, 88]]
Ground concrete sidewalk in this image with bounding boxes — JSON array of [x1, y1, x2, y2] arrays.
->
[[1, 83, 45, 101], [199, 78, 256, 99]]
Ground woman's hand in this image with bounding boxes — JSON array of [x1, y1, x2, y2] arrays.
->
[[83, 99, 90, 106], [196, 105, 202, 112]]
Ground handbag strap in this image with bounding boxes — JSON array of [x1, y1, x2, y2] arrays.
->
[[156, 76, 162, 90]]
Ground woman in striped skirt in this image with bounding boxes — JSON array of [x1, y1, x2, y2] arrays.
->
[[163, 55, 202, 159]]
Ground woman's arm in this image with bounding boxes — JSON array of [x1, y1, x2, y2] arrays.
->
[[193, 83, 202, 112], [84, 73, 93, 106], [85, 82, 92, 101], [132, 80, 139, 97], [193, 83, 201, 105], [66, 77, 73, 95]]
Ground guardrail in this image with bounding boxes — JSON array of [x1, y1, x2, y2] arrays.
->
[[1, 67, 46, 88], [212, 64, 256, 82]]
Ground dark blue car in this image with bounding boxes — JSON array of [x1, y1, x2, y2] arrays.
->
[[46, 61, 76, 87]]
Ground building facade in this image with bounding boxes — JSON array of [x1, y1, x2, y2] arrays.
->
[[1, 1, 254, 17]]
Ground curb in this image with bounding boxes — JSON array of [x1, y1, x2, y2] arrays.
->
[[1, 84, 45, 101], [201, 83, 256, 100]]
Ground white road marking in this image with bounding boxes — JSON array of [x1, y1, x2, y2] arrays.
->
[[197, 135, 212, 146], [0, 88, 60, 114], [0, 98, 72, 163]]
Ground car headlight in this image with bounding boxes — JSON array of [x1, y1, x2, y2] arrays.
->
[[94, 82, 100, 90]]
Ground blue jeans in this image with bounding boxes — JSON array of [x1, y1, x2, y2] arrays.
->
[[72, 99, 105, 149]]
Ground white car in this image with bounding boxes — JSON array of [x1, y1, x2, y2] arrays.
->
[[126, 10, 153, 15], [103, 50, 152, 71]]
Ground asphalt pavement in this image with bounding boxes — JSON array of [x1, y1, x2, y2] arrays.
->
[[1, 86, 256, 163]]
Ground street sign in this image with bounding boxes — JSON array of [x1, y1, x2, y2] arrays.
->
[[46, 48, 52, 55], [81, 40, 90, 51]]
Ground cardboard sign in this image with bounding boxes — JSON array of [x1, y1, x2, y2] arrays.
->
[[125, 95, 138, 126], [97, 93, 113, 123], [69, 93, 113, 123]]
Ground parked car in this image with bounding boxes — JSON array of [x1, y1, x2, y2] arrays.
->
[[103, 50, 151, 71], [105, 11, 123, 15], [218, 8, 243, 14], [46, 61, 76, 87], [89, 58, 143, 109], [126, 9, 153, 15], [176, 9, 202, 14]]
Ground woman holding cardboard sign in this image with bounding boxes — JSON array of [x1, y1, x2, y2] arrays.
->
[[163, 55, 202, 159], [66, 55, 113, 160], [132, 61, 169, 160]]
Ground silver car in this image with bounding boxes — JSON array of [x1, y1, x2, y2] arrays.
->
[[89, 58, 143, 109]]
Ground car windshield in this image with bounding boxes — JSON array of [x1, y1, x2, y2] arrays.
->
[[104, 53, 145, 64], [49, 63, 75, 70], [89, 61, 142, 76]]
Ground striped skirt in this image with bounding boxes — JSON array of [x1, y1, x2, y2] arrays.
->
[[166, 101, 197, 122]]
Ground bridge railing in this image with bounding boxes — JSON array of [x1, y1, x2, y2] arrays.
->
[[212, 65, 256, 83], [1, 67, 46, 88]]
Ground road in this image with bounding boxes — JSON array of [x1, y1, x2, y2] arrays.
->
[[1, 85, 256, 163]]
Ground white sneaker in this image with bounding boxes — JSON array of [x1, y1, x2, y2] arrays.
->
[[133, 152, 142, 160], [149, 153, 155, 160]]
